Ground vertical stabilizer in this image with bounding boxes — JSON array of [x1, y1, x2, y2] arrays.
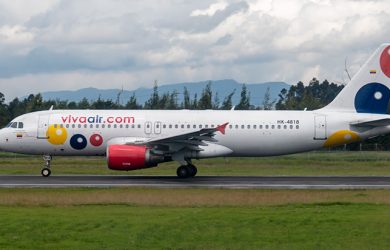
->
[[324, 44, 390, 114]]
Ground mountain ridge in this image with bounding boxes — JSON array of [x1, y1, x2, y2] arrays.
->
[[37, 79, 290, 106]]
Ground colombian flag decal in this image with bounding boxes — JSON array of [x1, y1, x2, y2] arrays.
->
[[370, 69, 376, 74]]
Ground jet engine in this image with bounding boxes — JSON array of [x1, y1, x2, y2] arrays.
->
[[107, 145, 166, 171]]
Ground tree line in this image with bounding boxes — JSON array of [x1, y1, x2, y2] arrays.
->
[[0, 78, 343, 127]]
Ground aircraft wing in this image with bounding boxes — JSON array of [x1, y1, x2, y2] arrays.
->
[[133, 122, 229, 152], [350, 118, 390, 127]]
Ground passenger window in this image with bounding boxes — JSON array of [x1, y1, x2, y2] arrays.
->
[[163, 124, 166, 129], [84, 124, 87, 128], [78, 124, 81, 128], [259, 125, 263, 129], [193, 125, 196, 129], [169, 125, 172, 129], [253, 125, 257, 129], [66, 124, 69, 128], [18, 122, 24, 129], [102, 124, 105, 128], [296, 125, 299, 129], [235, 125, 238, 129], [175, 125, 178, 129], [284, 125, 287, 129], [72, 124, 76, 128], [265, 125, 269, 129], [137, 124, 141, 129], [54, 124, 57, 128], [277, 125, 281, 129], [181, 124, 184, 129], [114, 124, 117, 128], [229, 125, 232, 129], [247, 125, 250, 129], [187, 124, 190, 129], [205, 125, 208, 128], [290, 125, 293, 129], [131, 124, 135, 128], [120, 124, 123, 129], [199, 125, 202, 128], [96, 124, 100, 128], [241, 125, 244, 129], [90, 124, 93, 129], [126, 124, 129, 129], [271, 125, 275, 129]]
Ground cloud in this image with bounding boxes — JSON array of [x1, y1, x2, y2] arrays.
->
[[1, 0, 390, 100]]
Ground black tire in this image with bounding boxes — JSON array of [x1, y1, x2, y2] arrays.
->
[[41, 168, 51, 177], [188, 165, 197, 177], [177, 165, 189, 178]]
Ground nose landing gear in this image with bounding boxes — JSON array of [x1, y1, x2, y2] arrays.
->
[[41, 155, 52, 177]]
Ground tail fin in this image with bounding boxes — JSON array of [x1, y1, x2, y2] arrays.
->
[[324, 43, 390, 114]]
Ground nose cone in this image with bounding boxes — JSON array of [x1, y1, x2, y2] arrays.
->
[[0, 128, 7, 151]]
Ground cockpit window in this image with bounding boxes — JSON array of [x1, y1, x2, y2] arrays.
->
[[4, 123, 11, 128], [18, 122, 24, 129], [10, 122, 17, 128]]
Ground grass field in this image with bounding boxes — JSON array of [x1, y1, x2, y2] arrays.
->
[[1, 151, 390, 176], [0, 188, 390, 249], [1, 152, 390, 249]]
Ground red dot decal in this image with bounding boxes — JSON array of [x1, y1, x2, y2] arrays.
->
[[90, 134, 103, 147], [380, 45, 390, 78]]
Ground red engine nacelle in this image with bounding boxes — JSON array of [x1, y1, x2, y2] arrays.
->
[[107, 145, 164, 171]]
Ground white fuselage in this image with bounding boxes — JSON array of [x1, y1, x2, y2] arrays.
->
[[1, 109, 389, 157]]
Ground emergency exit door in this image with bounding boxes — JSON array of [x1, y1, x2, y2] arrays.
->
[[314, 115, 327, 140]]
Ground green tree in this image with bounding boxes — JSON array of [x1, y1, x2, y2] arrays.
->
[[198, 81, 213, 109], [183, 87, 191, 109], [145, 80, 160, 109], [236, 84, 250, 110], [125, 93, 141, 109], [261, 87, 276, 110], [221, 89, 235, 110]]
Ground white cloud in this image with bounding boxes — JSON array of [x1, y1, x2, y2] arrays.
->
[[0, 0, 390, 100], [191, 1, 228, 16]]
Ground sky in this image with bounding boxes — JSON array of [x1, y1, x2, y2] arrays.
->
[[0, 0, 390, 100]]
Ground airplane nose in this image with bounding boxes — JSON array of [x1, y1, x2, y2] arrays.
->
[[0, 129, 6, 151]]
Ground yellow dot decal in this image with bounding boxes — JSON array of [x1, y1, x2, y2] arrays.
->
[[323, 130, 360, 148], [46, 125, 67, 145]]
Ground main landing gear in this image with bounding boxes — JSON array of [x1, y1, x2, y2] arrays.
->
[[41, 155, 52, 177], [176, 164, 197, 178]]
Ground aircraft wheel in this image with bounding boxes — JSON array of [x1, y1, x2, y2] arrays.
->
[[41, 168, 51, 177], [188, 165, 197, 177], [177, 165, 190, 178]]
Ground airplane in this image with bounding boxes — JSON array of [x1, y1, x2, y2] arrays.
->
[[1, 43, 390, 178]]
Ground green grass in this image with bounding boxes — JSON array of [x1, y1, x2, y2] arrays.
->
[[0, 188, 390, 249], [0, 203, 389, 249], [1, 151, 390, 176]]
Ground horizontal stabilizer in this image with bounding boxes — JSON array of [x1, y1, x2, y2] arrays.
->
[[350, 118, 390, 127]]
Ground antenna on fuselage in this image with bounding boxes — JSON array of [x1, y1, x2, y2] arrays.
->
[[49, 105, 54, 110], [231, 106, 235, 111]]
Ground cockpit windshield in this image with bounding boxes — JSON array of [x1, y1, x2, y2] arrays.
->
[[3, 122, 23, 129]]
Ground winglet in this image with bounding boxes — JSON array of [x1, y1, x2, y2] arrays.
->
[[216, 122, 229, 135]]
